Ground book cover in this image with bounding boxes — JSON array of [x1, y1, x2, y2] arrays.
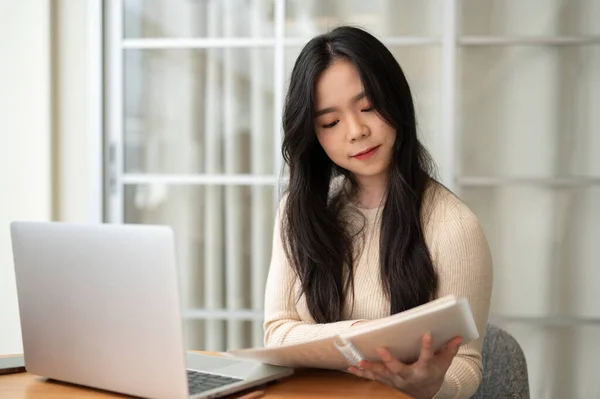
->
[[227, 295, 479, 370]]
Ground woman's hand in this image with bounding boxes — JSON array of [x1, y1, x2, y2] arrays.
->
[[347, 334, 463, 399]]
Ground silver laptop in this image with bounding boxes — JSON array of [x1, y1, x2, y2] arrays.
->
[[10, 221, 293, 399]]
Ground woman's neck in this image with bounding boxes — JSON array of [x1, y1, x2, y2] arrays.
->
[[353, 174, 388, 209]]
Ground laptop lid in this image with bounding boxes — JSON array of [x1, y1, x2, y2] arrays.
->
[[10, 221, 190, 399]]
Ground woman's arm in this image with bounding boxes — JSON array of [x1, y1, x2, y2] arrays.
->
[[429, 203, 494, 399], [263, 206, 363, 347], [345, 198, 493, 399]]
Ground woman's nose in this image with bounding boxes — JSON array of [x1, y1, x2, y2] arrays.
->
[[347, 114, 369, 142]]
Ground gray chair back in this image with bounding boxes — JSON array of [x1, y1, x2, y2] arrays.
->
[[470, 324, 530, 399]]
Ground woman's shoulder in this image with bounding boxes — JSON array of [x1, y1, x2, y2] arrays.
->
[[424, 181, 479, 223], [422, 181, 485, 243], [422, 181, 493, 276]]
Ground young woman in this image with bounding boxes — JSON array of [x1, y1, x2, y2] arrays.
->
[[263, 26, 493, 399]]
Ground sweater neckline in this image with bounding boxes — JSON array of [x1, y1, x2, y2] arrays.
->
[[350, 203, 384, 223]]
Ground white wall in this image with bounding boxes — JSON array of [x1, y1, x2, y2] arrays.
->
[[53, 0, 101, 223], [0, 1, 95, 355], [0, 0, 52, 356]]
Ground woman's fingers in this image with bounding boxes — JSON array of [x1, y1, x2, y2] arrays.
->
[[348, 336, 464, 390], [418, 333, 435, 366], [437, 336, 463, 366], [348, 366, 380, 382], [347, 365, 365, 377], [358, 360, 404, 387], [375, 348, 410, 378], [357, 360, 394, 379], [350, 364, 397, 387]]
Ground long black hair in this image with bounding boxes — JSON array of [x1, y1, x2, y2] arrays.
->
[[281, 26, 438, 323]]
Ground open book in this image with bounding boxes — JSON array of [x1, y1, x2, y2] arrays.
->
[[226, 295, 479, 370]]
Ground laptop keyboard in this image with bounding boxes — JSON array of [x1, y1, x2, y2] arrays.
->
[[187, 370, 243, 395]]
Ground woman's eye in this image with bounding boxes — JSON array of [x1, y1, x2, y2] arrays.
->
[[361, 107, 373, 112], [322, 120, 339, 128]]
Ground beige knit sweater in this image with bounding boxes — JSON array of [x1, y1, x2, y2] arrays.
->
[[263, 183, 493, 399]]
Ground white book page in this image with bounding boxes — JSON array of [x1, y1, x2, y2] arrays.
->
[[227, 296, 478, 370]]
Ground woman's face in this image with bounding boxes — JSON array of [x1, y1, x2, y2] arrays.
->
[[314, 59, 396, 184]]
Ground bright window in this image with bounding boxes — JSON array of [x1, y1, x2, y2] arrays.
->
[[104, 2, 600, 396]]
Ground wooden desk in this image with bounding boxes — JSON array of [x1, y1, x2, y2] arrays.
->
[[0, 354, 411, 398]]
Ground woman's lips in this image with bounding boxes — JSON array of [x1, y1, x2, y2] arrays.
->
[[352, 145, 380, 160]]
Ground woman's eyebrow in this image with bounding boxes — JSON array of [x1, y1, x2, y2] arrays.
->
[[352, 91, 366, 102], [315, 91, 367, 116]]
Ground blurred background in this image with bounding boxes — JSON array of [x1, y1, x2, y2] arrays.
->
[[1, 1, 599, 398]]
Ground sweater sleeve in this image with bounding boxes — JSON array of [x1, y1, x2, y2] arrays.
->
[[430, 207, 494, 399], [263, 205, 363, 347]]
